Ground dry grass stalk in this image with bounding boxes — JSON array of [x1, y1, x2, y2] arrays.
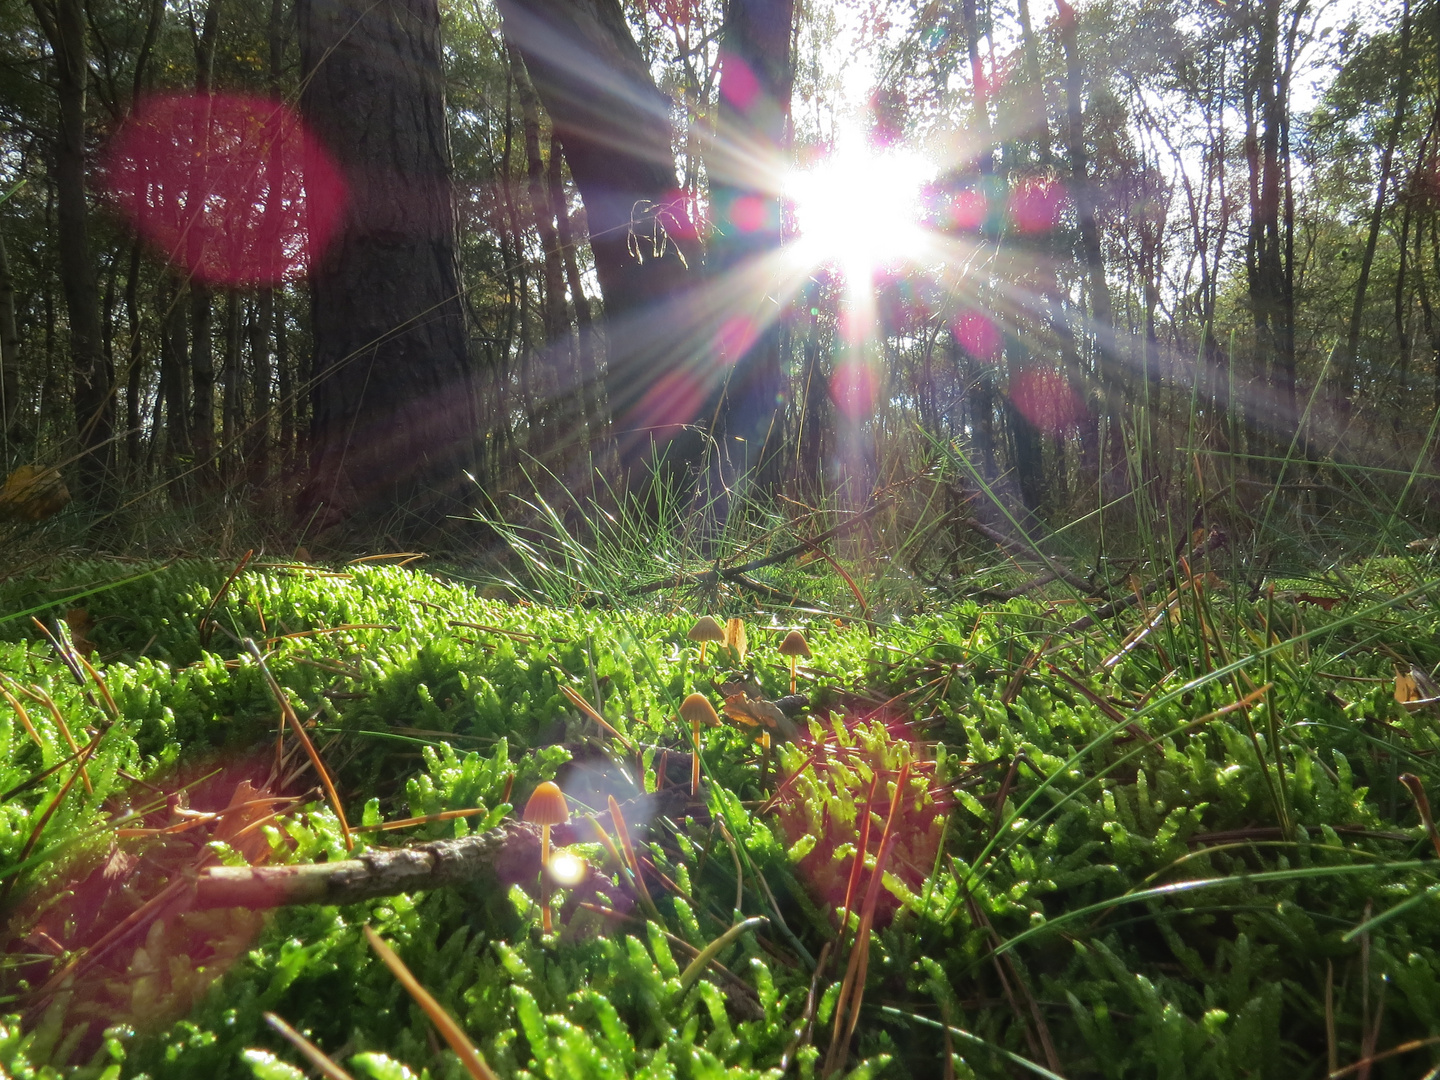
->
[[363, 926, 500, 1080]]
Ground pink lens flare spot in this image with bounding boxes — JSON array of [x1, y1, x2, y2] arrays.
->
[[946, 188, 987, 232], [831, 361, 878, 420], [718, 315, 760, 363], [720, 57, 761, 110], [774, 715, 949, 929], [631, 369, 704, 434], [1010, 366, 1085, 433], [102, 92, 346, 287], [729, 194, 771, 233], [953, 309, 1001, 360], [1009, 177, 1066, 233], [659, 187, 700, 242]]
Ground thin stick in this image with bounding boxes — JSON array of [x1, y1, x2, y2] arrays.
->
[[263, 1012, 355, 1080]]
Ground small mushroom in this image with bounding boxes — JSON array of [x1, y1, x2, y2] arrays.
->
[[688, 616, 726, 663], [778, 630, 811, 695], [680, 692, 721, 797], [522, 781, 570, 931]]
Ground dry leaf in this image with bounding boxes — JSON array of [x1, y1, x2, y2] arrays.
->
[[1294, 592, 1343, 611], [65, 608, 99, 656], [0, 465, 70, 523], [722, 692, 798, 740]]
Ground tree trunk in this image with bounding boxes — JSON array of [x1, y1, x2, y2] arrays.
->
[[550, 135, 598, 425], [276, 294, 294, 464], [0, 231, 20, 447], [158, 274, 191, 472], [222, 291, 242, 475], [707, 0, 796, 486], [510, 46, 573, 459], [499, 0, 698, 474], [1340, 0, 1411, 442], [31, 0, 113, 500], [297, 0, 478, 536], [123, 239, 144, 472], [1057, 0, 1118, 438], [251, 288, 273, 476], [187, 0, 220, 481]]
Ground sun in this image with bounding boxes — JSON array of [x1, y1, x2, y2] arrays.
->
[[784, 133, 935, 280]]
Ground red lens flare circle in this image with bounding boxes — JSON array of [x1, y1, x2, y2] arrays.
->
[[102, 92, 347, 287]]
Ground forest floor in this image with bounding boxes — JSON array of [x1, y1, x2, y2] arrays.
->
[[1, 530, 1439, 1079]]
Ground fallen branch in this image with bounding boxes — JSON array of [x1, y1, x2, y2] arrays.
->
[[1061, 526, 1227, 636], [958, 517, 1094, 596], [192, 789, 687, 912], [627, 500, 890, 597]]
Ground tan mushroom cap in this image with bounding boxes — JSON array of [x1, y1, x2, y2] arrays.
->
[[680, 692, 721, 727], [687, 616, 726, 643], [522, 780, 571, 826], [778, 630, 811, 658]]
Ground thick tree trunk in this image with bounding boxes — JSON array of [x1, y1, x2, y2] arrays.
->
[[297, 0, 478, 535], [32, 0, 112, 500], [499, 0, 699, 474]]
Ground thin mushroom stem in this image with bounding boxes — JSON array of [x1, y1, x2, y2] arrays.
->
[[541, 822, 552, 932], [692, 717, 701, 797], [788, 656, 797, 695]]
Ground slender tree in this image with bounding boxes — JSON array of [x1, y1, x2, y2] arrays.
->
[[30, 0, 112, 499]]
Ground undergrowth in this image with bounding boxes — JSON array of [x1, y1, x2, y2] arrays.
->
[[1, 475, 1439, 1077]]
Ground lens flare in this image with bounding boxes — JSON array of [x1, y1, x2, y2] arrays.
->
[[784, 129, 935, 280], [102, 92, 346, 287], [547, 850, 588, 887]]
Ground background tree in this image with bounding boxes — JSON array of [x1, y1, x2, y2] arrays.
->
[[296, 0, 478, 536]]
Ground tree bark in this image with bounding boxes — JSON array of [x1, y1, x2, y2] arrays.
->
[[221, 291, 242, 474], [509, 46, 573, 459], [0, 231, 21, 445], [123, 239, 144, 471], [707, 0, 796, 486], [1340, 0, 1411, 441], [550, 135, 598, 425], [499, 0, 699, 474], [31, 0, 113, 500], [1057, 0, 1118, 435], [297, 0, 479, 536], [157, 275, 191, 469], [188, 0, 221, 481]]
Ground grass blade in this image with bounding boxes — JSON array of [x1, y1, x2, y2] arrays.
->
[[363, 926, 500, 1080]]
